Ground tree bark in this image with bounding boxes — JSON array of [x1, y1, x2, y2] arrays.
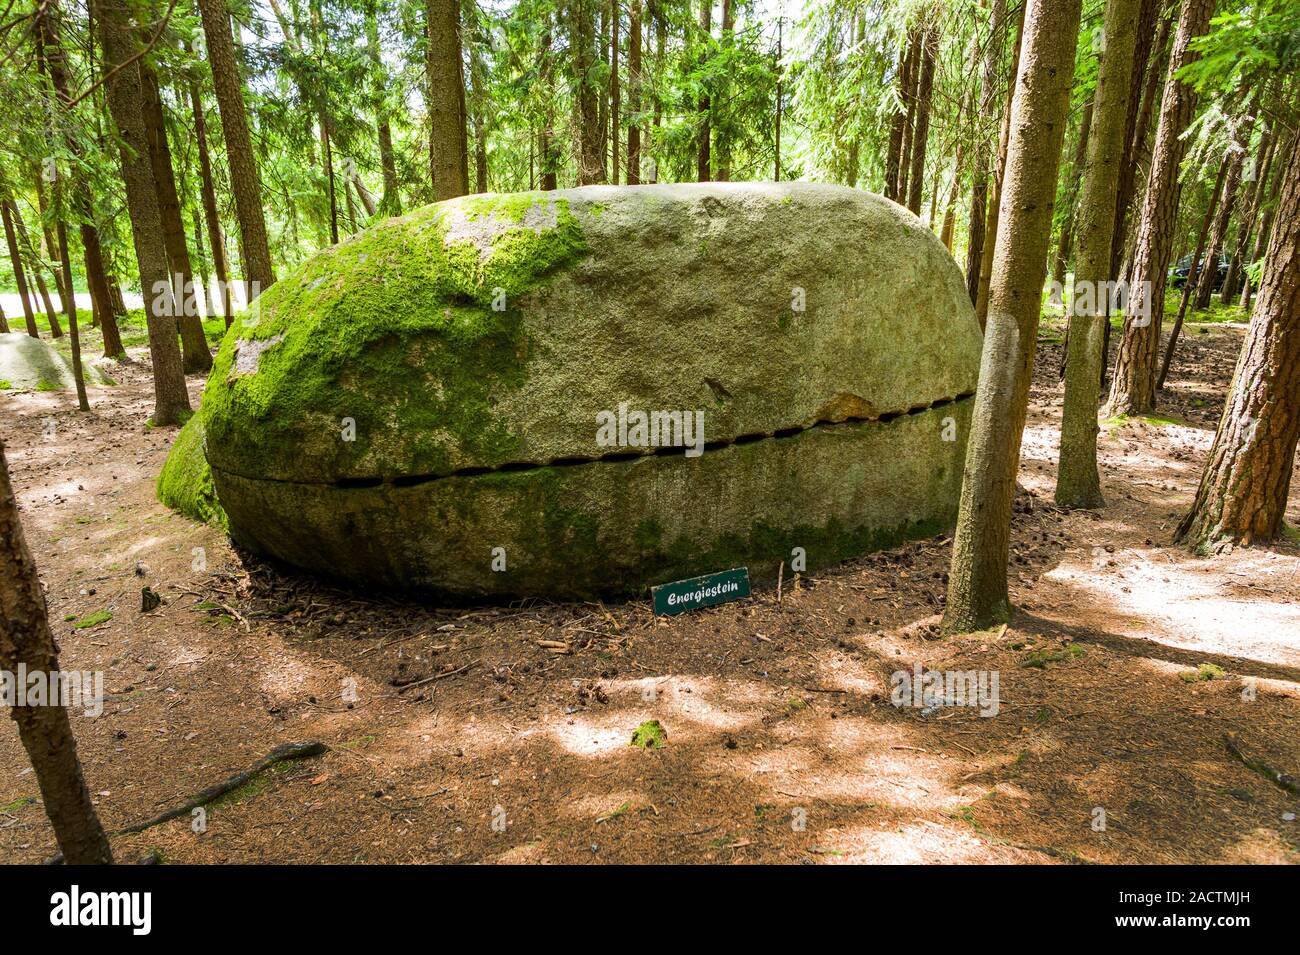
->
[[897, 28, 922, 204], [1192, 130, 1247, 311], [138, 59, 212, 373], [1052, 101, 1093, 290], [197, 0, 275, 299], [1056, 0, 1140, 510], [571, 0, 605, 184], [609, 0, 621, 183], [426, 0, 467, 197], [943, 0, 1082, 634], [365, 0, 401, 214], [10, 201, 62, 337], [906, 24, 938, 216], [626, 0, 642, 184], [1159, 157, 1228, 390], [185, 53, 233, 324], [1175, 140, 1300, 552], [1223, 126, 1273, 304], [0, 436, 112, 864], [538, 18, 558, 190], [1105, 0, 1214, 417], [94, 0, 190, 425], [1241, 131, 1291, 309], [1110, 0, 1166, 280], [2, 200, 40, 337], [696, 0, 712, 182], [964, 0, 1007, 304], [975, 0, 1026, 329]]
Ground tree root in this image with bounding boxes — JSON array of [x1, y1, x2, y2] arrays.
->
[[1224, 732, 1299, 795]]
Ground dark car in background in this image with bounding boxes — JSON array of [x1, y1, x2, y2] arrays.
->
[[1169, 252, 1230, 290]]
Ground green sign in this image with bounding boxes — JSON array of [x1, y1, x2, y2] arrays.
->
[[651, 567, 751, 616]]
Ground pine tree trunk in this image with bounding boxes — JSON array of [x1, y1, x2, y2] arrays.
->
[[138, 60, 212, 373], [1052, 101, 1093, 290], [610, 0, 621, 183], [1241, 132, 1291, 309], [906, 24, 938, 216], [1175, 139, 1300, 552], [883, 40, 912, 202], [2, 200, 40, 337], [571, 0, 604, 184], [538, 19, 558, 190], [10, 202, 63, 337], [56, 216, 89, 411], [696, 0, 712, 182], [964, 0, 1007, 305], [897, 28, 921, 203], [1105, 0, 1214, 417], [943, 0, 1082, 634], [185, 60, 234, 324], [0, 437, 111, 864], [427, 0, 470, 198], [94, 0, 190, 425], [1222, 122, 1271, 303], [1056, 0, 1139, 510], [365, 1, 401, 214], [1191, 140, 1244, 312], [1110, 0, 1166, 280], [626, 0, 642, 184], [975, 0, 1025, 329], [1159, 157, 1228, 389], [192, 211, 213, 318], [197, 0, 275, 298]]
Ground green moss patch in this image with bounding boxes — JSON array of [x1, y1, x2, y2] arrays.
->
[[72, 609, 113, 629], [156, 415, 227, 528], [630, 719, 667, 749], [1180, 663, 1226, 683], [198, 195, 589, 485]]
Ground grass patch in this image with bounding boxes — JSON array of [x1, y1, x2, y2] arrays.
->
[[0, 796, 34, 813]]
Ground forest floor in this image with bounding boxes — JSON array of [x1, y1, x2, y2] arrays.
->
[[2, 306, 1299, 865]]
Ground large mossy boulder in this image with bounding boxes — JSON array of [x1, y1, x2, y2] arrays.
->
[[163, 182, 982, 599], [0, 332, 114, 391]]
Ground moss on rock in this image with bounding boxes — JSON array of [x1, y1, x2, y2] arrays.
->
[[157, 415, 227, 528]]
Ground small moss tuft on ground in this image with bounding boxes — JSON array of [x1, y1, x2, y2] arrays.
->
[[72, 609, 113, 629], [1180, 662, 1226, 683], [630, 719, 667, 749]]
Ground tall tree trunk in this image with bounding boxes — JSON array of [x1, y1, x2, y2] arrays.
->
[[197, 0, 275, 299], [714, 0, 735, 181], [964, 0, 1007, 304], [365, 0, 401, 214], [773, 15, 782, 181], [1052, 101, 1094, 290], [897, 27, 921, 203], [572, 0, 604, 184], [10, 203, 62, 337], [883, 43, 909, 201], [138, 60, 212, 373], [2, 200, 40, 337], [32, 176, 69, 311], [1056, 0, 1140, 510], [192, 211, 213, 317], [1241, 131, 1291, 309], [696, 0, 712, 182], [426, 0, 467, 198], [943, 0, 1082, 634], [185, 54, 233, 324], [610, 0, 621, 183], [1223, 125, 1273, 304], [1105, 0, 1214, 417], [1192, 131, 1247, 311], [538, 18, 558, 190], [1175, 140, 1300, 552], [0, 439, 111, 864], [469, 37, 490, 194], [975, 0, 1026, 328], [1110, 0, 1166, 280], [906, 24, 938, 216], [94, 0, 190, 425], [1159, 158, 1229, 389], [626, 0, 642, 184], [56, 216, 89, 410]]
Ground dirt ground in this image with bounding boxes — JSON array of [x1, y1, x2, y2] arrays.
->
[[2, 315, 1298, 865]]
